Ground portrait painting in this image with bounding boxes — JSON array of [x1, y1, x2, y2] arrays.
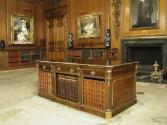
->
[[131, 0, 159, 29], [77, 14, 100, 38], [12, 15, 34, 44]]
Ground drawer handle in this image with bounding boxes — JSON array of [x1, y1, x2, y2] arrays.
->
[[91, 71, 96, 76], [57, 67, 61, 71], [70, 69, 74, 73], [43, 66, 46, 69], [76, 67, 80, 71]]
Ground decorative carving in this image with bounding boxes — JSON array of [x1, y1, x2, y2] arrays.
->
[[43, 66, 46, 69], [76, 67, 80, 71], [70, 68, 74, 73], [45, 5, 67, 19], [107, 48, 118, 60], [50, 65, 54, 73], [112, 0, 121, 40], [76, 67, 80, 76], [57, 67, 61, 71], [106, 69, 112, 80]]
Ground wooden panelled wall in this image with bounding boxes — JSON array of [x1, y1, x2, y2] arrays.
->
[[121, 0, 167, 36], [45, 0, 167, 63], [0, 0, 46, 46], [71, 0, 167, 63], [1, 0, 167, 64], [68, 0, 110, 48]]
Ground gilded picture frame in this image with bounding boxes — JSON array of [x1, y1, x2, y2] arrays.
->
[[131, 0, 159, 29], [77, 14, 100, 38], [11, 15, 34, 44]]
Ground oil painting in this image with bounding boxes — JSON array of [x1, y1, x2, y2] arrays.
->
[[12, 15, 34, 44], [131, 0, 159, 29], [77, 14, 100, 38]]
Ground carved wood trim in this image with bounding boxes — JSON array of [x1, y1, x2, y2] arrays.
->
[[45, 5, 67, 19], [112, 0, 121, 40]]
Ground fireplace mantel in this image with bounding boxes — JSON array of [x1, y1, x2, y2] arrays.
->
[[122, 36, 167, 40], [121, 38, 167, 71]]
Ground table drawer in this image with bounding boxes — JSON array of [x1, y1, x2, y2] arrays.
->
[[82, 69, 105, 78]]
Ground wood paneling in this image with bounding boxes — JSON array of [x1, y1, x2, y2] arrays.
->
[[68, 0, 110, 48], [0, 0, 46, 46], [113, 0, 167, 64], [0, 0, 46, 69], [47, 17, 66, 61], [3, 0, 166, 64], [0, 0, 7, 41], [121, 0, 167, 37], [35, 0, 46, 46]]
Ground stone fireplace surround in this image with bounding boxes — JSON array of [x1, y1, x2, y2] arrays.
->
[[121, 37, 167, 75]]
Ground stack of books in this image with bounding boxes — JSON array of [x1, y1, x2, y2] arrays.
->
[[83, 78, 106, 111], [57, 74, 78, 103]]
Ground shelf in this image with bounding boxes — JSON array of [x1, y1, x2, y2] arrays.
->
[[0, 48, 46, 70]]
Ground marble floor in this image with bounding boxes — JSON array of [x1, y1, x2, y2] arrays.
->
[[0, 68, 167, 125]]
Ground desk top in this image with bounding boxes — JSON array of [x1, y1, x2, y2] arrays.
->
[[37, 59, 138, 68]]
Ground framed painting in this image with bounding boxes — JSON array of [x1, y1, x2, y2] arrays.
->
[[77, 14, 100, 38], [131, 0, 159, 29], [11, 15, 34, 44]]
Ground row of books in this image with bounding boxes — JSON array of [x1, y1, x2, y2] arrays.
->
[[83, 78, 106, 111], [8, 50, 41, 67], [8, 58, 20, 63], [8, 51, 19, 58], [39, 70, 52, 96], [8, 62, 20, 67], [8, 51, 20, 65], [57, 74, 79, 103], [20, 61, 30, 66]]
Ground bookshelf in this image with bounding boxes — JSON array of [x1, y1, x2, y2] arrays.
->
[[31, 50, 42, 64], [68, 48, 118, 63], [0, 47, 46, 70], [57, 74, 79, 103], [39, 70, 52, 96], [37, 60, 138, 119], [8, 50, 20, 67], [83, 78, 106, 111], [20, 50, 30, 66]]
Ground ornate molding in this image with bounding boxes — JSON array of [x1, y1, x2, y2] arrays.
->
[[112, 0, 121, 40]]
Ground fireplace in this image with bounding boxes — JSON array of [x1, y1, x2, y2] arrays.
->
[[121, 38, 167, 82]]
